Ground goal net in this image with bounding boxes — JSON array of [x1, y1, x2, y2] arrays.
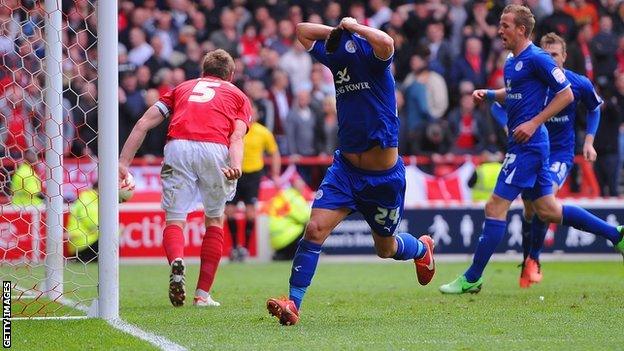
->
[[0, 0, 118, 320]]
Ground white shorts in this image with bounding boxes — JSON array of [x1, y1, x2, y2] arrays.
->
[[161, 139, 236, 221]]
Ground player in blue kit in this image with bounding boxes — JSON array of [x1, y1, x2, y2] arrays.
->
[[266, 18, 436, 325], [440, 5, 624, 294], [491, 33, 605, 288]]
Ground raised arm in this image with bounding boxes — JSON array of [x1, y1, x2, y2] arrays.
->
[[339, 17, 394, 60], [119, 105, 165, 179], [473, 88, 506, 105], [296, 23, 334, 50]]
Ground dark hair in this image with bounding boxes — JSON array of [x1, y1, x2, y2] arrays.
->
[[201, 49, 235, 80], [414, 44, 431, 60], [243, 22, 257, 32], [325, 27, 344, 54]]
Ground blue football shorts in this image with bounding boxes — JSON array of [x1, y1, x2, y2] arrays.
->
[[546, 150, 573, 187], [494, 145, 553, 202], [312, 150, 406, 236], [520, 149, 573, 200]]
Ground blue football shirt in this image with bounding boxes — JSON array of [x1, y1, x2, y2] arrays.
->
[[309, 32, 398, 153], [503, 43, 571, 147], [544, 69, 602, 154]]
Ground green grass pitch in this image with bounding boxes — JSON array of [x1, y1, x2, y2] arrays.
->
[[9, 260, 624, 350]]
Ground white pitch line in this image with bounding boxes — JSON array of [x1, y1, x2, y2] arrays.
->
[[11, 287, 39, 299], [59, 297, 89, 313], [12, 291, 38, 300], [10, 284, 187, 351], [12, 283, 91, 314], [107, 319, 188, 351]]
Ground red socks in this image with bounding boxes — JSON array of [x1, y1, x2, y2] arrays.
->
[[163, 224, 224, 292], [162, 224, 184, 264], [197, 226, 224, 292]]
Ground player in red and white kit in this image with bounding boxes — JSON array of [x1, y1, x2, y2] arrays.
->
[[119, 49, 251, 307]]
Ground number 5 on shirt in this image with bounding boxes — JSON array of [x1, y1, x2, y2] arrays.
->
[[189, 81, 221, 103]]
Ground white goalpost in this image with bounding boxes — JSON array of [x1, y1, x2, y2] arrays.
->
[[96, 0, 119, 320], [43, 0, 64, 303], [0, 0, 118, 320]]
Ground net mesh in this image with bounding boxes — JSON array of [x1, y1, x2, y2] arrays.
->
[[0, 0, 99, 318]]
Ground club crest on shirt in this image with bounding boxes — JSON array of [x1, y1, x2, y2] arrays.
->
[[551, 68, 566, 84], [515, 61, 523, 71], [345, 40, 356, 53], [315, 189, 323, 200]]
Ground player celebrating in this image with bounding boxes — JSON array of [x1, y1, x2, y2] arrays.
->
[[439, 5, 624, 294], [266, 18, 436, 326], [119, 49, 251, 307], [491, 33, 604, 288]]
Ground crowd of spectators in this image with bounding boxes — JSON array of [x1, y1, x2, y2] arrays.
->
[[1, 0, 624, 195]]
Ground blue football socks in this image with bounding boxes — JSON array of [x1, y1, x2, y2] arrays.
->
[[289, 239, 322, 309], [562, 205, 621, 244], [529, 217, 547, 260], [393, 233, 426, 260], [465, 218, 507, 283], [521, 216, 532, 260]]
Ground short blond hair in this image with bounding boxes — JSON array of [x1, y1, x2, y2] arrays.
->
[[502, 4, 535, 39], [201, 49, 235, 80], [540, 32, 567, 53]]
